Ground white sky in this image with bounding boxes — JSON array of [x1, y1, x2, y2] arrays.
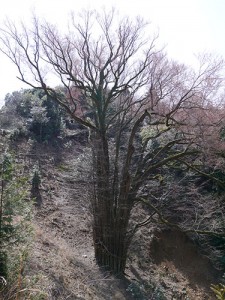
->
[[0, 0, 225, 106]]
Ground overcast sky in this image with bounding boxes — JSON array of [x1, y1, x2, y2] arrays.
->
[[0, 0, 224, 106]]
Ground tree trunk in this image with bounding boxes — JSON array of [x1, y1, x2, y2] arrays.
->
[[93, 201, 130, 274], [93, 209, 131, 274], [91, 132, 132, 274]]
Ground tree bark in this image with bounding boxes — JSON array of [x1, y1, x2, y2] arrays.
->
[[91, 132, 132, 274]]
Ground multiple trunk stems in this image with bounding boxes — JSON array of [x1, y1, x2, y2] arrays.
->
[[91, 133, 132, 274]]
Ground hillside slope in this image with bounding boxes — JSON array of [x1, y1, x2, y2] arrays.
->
[[0, 129, 221, 299], [15, 135, 219, 300]]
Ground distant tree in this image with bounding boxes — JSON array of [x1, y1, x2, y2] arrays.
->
[[0, 10, 224, 274], [2, 88, 64, 141], [30, 166, 42, 206], [29, 94, 49, 141], [28, 88, 64, 141]]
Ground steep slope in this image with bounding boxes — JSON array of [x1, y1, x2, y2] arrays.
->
[[1, 130, 221, 299], [21, 137, 133, 300]]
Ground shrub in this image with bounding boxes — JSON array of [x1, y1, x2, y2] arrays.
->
[[0, 153, 33, 295]]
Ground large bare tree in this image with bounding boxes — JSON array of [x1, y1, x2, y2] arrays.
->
[[0, 10, 224, 274]]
